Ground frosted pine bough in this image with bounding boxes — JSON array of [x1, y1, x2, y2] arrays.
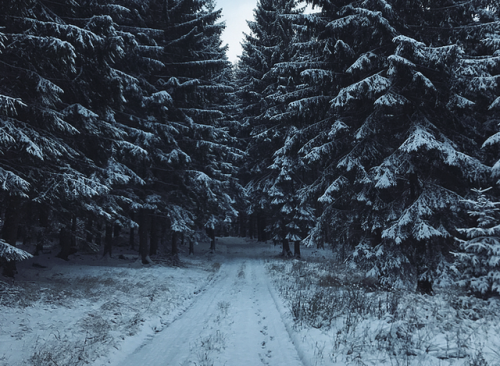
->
[[0, 239, 32, 262]]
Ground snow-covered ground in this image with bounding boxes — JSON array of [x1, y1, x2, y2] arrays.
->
[[1, 237, 499, 366]]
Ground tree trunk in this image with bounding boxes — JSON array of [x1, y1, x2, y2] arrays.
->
[[1, 195, 23, 246], [103, 224, 113, 257], [22, 201, 35, 247], [257, 215, 266, 242], [294, 241, 301, 259], [113, 223, 121, 238], [0, 258, 16, 277], [139, 211, 150, 264], [71, 215, 77, 249], [319, 224, 327, 249], [189, 238, 194, 255], [129, 212, 135, 250], [85, 218, 93, 243], [57, 226, 72, 260], [208, 228, 216, 252], [248, 215, 255, 239], [95, 221, 102, 246], [149, 215, 159, 256], [35, 227, 49, 256], [239, 210, 246, 237], [34, 204, 49, 256], [281, 238, 292, 257], [39, 203, 50, 228], [1, 196, 22, 276], [172, 231, 180, 266], [129, 227, 135, 250]]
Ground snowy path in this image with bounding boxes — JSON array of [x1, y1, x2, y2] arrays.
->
[[113, 240, 304, 366]]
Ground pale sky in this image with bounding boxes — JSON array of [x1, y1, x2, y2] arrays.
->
[[217, 0, 255, 63], [216, 1, 316, 63]]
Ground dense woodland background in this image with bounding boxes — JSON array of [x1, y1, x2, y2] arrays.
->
[[0, 0, 499, 296]]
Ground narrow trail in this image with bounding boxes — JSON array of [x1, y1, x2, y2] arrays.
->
[[115, 239, 304, 366]]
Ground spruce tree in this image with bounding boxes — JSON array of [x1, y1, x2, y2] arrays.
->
[[104, 0, 240, 257], [236, 0, 306, 254], [298, 0, 499, 288], [454, 188, 500, 297], [0, 0, 115, 264]]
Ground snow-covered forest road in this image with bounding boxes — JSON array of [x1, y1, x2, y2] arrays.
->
[[113, 238, 304, 366], [3, 237, 500, 366]]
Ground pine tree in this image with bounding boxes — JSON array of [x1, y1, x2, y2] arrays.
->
[[454, 188, 500, 297], [297, 0, 402, 259], [0, 0, 241, 266], [103, 0, 241, 257], [297, 0, 499, 288], [236, 0, 307, 254], [365, 0, 499, 287], [0, 0, 118, 264]]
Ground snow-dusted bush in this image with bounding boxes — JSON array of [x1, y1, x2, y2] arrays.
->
[[454, 188, 500, 297], [267, 254, 500, 365]]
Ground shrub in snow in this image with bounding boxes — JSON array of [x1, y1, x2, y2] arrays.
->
[[453, 188, 500, 297]]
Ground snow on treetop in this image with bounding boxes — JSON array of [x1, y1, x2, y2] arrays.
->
[[400, 126, 489, 179], [144, 91, 173, 106], [336, 6, 396, 35], [318, 176, 349, 203], [489, 96, 500, 110], [411, 72, 436, 91], [25, 19, 104, 50], [64, 104, 99, 119], [105, 158, 145, 186], [374, 167, 397, 189], [346, 52, 378, 74], [331, 74, 390, 108], [447, 94, 475, 109], [387, 54, 415, 67], [0, 95, 26, 116], [329, 120, 348, 138], [300, 69, 333, 83], [374, 93, 409, 107], [392, 35, 425, 48], [0, 168, 30, 195], [337, 153, 363, 172]]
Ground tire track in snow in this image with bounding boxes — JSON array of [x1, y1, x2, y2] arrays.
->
[[113, 241, 305, 366]]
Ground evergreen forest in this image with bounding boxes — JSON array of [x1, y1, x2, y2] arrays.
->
[[1, 0, 500, 297]]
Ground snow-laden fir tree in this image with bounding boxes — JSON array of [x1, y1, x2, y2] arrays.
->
[[297, 0, 402, 257], [0, 25, 33, 269], [103, 0, 241, 259], [47, 2, 146, 249], [0, 0, 241, 265], [236, 0, 310, 255], [363, 0, 499, 288], [454, 188, 500, 297], [298, 0, 498, 289], [0, 0, 122, 267], [466, 30, 500, 296]]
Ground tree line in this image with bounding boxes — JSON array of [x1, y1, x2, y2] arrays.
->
[[1, 0, 499, 296], [0, 0, 242, 273]]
